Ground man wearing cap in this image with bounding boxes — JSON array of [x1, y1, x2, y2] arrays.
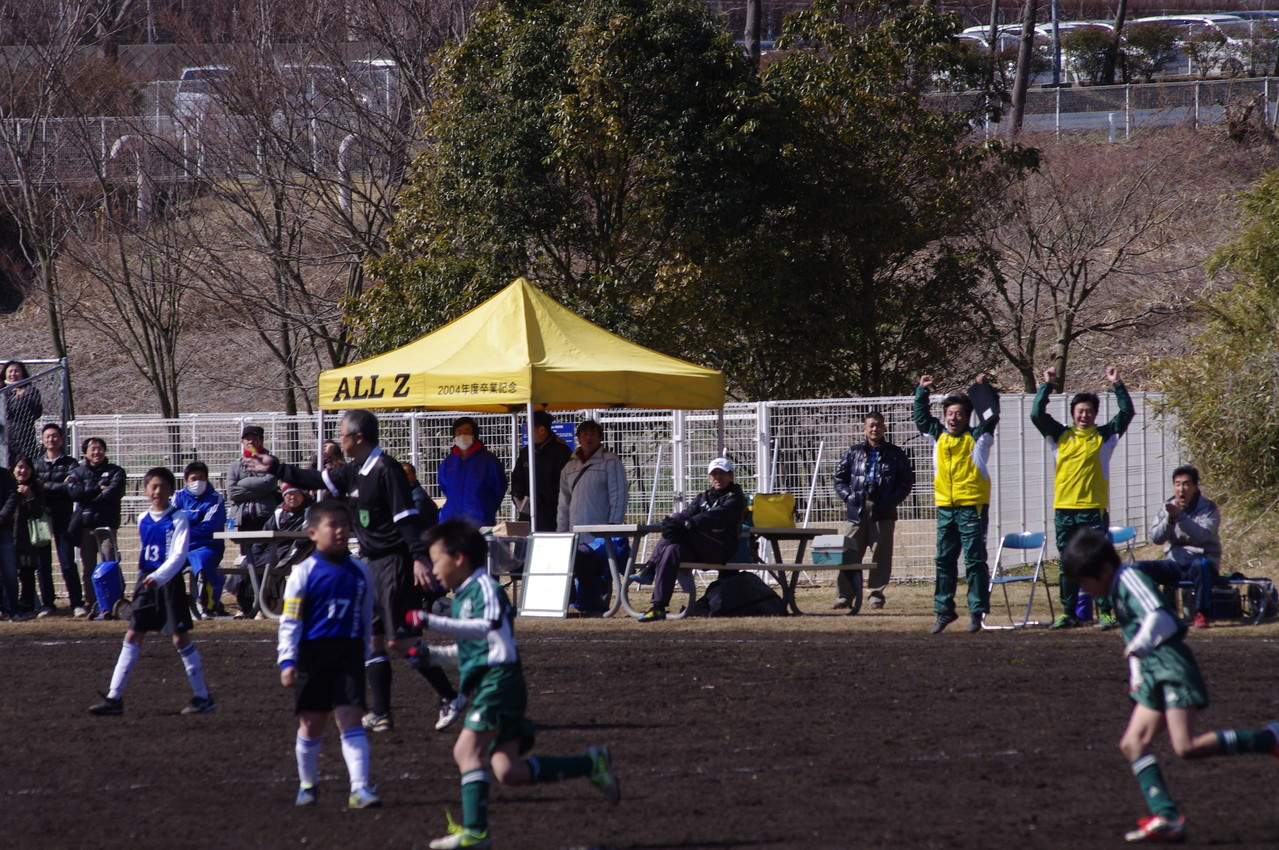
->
[[226, 425, 279, 536], [639, 457, 746, 622], [511, 410, 571, 532]]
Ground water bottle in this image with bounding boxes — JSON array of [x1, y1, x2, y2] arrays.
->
[[225, 516, 236, 531]]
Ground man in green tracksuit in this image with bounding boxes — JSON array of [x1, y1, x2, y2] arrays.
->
[[1031, 365, 1133, 630], [913, 374, 998, 634]]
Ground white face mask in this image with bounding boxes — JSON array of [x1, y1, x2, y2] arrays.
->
[[187, 480, 208, 497], [454, 435, 475, 451]]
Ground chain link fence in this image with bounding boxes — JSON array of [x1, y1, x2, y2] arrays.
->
[[67, 392, 1180, 591], [0, 358, 71, 468]]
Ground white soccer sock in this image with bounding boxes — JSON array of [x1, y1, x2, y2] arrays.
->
[[296, 733, 322, 788], [177, 643, 209, 698], [107, 640, 140, 699], [340, 727, 371, 791]]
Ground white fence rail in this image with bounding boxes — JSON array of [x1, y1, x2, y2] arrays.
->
[[70, 392, 1180, 584]]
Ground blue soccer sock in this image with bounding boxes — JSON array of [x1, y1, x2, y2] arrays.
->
[[527, 754, 592, 782], [340, 727, 371, 792], [1131, 754, 1179, 818], [107, 640, 140, 699], [296, 732, 322, 788], [177, 643, 209, 698], [461, 769, 490, 832]]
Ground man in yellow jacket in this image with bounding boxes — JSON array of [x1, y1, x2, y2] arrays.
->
[[913, 374, 998, 634], [1031, 365, 1134, 630]]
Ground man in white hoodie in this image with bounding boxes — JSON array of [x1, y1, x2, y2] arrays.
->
[[557, 420, 628, 614]]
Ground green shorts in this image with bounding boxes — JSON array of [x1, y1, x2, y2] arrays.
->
[[463, 664, 535, 755], [1131, 644, 1209, 711]]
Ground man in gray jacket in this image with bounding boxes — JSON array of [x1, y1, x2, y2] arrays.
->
[[226, 425, 279, 534], [557, 419, 627, 614], [1145, 465, 1221, 629]]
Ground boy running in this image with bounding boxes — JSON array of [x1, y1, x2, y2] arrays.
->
[[277, 499, 380, 809], [407, 519, 619, 849], [1061, 528, 1279, 843], [89, 467, 215, 716]]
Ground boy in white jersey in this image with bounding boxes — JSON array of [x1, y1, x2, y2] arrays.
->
[[406, 519, 619, 849], [277, 499, 380, 809], [88, 467, 215, 716], [1062, 528, 1279, 843]]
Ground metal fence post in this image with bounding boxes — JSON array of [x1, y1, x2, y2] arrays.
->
[[1055, 86, 1061, 139], [1125, 83, 1131, 140], [1194, 81, 1201, 131], [756, 402, 771, 493], [672, 409, 686, 512]]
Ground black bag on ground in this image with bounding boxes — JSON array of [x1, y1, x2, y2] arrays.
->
[[686, 570, 785, 618]]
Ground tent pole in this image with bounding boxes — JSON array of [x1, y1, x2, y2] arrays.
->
[[717, 407, 725, 456], [526, 401, 537, 533]]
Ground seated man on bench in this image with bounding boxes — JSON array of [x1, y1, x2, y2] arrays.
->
[[1145, 465, 1220, 629], [638, 457, 746, 622]]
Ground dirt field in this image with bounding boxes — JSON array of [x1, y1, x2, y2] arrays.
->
[[4, 587, 1279, 849]]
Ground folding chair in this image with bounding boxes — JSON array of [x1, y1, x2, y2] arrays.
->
[[983, 531, 1055, 629], [1108, 526, 1137, 563]]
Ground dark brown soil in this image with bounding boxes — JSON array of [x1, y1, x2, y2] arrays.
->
[[3, 614, 1278, 849]]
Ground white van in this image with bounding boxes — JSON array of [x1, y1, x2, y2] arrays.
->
[[173, 65, 232, 124]]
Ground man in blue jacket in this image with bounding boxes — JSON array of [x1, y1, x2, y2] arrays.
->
[[438, 417, 507, 527]]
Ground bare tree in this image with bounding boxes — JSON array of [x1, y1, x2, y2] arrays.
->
[[967, 138, 1220, 390]]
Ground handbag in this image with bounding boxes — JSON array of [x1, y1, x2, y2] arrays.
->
[[27, 515, 53, 547], [750, 493, 796, 528]]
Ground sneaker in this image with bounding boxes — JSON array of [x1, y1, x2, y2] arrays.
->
[[36, 606, 54, 618], [831, 598, 851, 610], [428, 812, 491, 849], [587, 745, 620, 804], [181, 694, 217, 714], [1190, 612, 1209, 629], [628, 563, 655, 585], [637, 604, 666, 622], [929, 613, 958, 634], [10, 611, 35, 622], [89, 692, 123, 715], [73, 606, 89, 619], [1264, 721, 1279, 758], [435, 694, 468, 731], [347, 786, 382, 809], [1051, 614, 1079, 630], [362, 712, 393, 733], [295, 785, 318, 807], [1096, 612, 1119, 631], [967, 613, 983, 632], [1124, 813, 1186, 843], [869, 593, 886, 610]]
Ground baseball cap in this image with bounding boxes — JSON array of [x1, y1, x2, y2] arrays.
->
[[241, 425, 265, 440], [707, 457, 733, 474]]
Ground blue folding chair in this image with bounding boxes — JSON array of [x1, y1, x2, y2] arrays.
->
[[1108, 526, 1137, 563], [984, 531, 1055, 629]]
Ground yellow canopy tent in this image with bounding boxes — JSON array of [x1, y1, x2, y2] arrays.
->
[[317, 277, 725, 529]]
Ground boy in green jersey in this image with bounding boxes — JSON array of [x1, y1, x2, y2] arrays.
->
[[1061, 528, 1279, 844], [407, 520, 619, 849]]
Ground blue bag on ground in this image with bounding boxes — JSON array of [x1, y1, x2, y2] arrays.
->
[[92, 560, 125, 618]]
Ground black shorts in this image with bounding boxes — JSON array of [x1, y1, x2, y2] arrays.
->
[[129, 575, 193, 635], [366, 551, 424, 640], [295, 638, 366, 715]]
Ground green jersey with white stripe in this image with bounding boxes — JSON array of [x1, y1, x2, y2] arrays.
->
[[1108, 563, 1207, 710], [432, 570, 523, 695]]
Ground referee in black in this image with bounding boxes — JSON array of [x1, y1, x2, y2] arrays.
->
[[245, 409, 449, 732]]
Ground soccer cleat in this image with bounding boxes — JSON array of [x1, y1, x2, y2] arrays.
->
[[362, 712, 393, 733], [929, 613, 958, 634], [436, 694, 468, 731], [628, 563, 655, 585], [637, 605, 666, 622], [429, 812, 492, 849], [831, 598, 851, 610], [1096, 612, 1119, 630], [295, 785, 318, 807], [1124, 813, 1186, 843], [347, 786, 382, 809], [1190, 612, 1209, 629], [967, 613, 983, 633], [181, 694, 217, 714], [587, 745, 620, 804], [89, 692, 123, 715], [1051, 614, 1079, 630]]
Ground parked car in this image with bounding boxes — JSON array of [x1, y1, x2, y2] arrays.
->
[[173, 65, 233, 125]]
